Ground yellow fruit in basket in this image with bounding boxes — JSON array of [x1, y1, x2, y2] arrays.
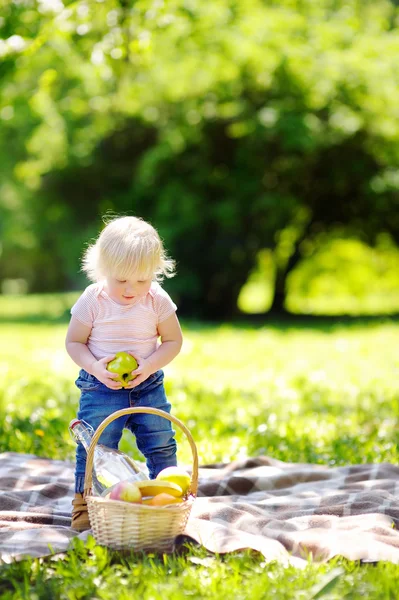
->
[[149, 493, 184, 507], [109, 481, 142, 503], [136, 479, 183, 498], [141, 497, 154, 505], [156, 467, 191, 496]]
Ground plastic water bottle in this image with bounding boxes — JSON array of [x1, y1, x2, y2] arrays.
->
[[69, 418, 149, 496]]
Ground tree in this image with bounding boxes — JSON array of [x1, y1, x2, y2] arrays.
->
[[1, 0, 399, 317]]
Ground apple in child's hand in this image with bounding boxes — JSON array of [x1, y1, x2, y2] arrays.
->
[[109, 481, 142, 503], [156, 467, 191, 496], [107, 352, 138, 387]]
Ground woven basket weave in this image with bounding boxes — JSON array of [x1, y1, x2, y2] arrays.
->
[[83, 407, 198, 552]]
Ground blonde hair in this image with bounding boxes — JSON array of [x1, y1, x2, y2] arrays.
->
[[82, 216, 175, 282]]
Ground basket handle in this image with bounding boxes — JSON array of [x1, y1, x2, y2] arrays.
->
[[83, 407, 198, 497]]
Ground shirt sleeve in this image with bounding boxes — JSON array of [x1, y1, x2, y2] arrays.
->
[[152, 284, 177, 324], [70, 285, 99, 327]]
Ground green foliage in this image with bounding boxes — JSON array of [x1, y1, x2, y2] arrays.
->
[[239, 237, 399, 315], [288, 235, 399, 315], [2, 0, 399, 316]]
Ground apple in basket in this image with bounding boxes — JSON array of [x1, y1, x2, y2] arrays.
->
[[109, 480, 142, 504], [156, 466, 191, 496]]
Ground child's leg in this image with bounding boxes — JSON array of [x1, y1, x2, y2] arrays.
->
[[125, 370, 177, 479], [74, 370, 130, 493]]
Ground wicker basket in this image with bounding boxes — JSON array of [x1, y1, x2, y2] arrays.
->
[[83, 407, 198, 552]]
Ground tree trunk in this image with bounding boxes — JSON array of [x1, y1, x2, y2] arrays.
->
[[201, 257, 257, 321], [269, 285, 287, 315], [269, 234, 308, 315]]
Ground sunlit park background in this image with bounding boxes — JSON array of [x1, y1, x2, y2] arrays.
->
[[2, 0, 399, 597]]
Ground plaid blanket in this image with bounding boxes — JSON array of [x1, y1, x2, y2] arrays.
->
[[2, 452, 399, 565]]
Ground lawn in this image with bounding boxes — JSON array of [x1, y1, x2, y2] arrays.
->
[[1, 293, 399, 598]]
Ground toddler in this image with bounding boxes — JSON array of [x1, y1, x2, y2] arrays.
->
[[66, 215, 182, 531]]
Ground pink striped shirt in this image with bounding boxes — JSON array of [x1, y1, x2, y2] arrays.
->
[[71, 281, 177, 361]]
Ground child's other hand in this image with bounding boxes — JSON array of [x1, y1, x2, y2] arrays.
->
[[125, 354, 153, 388], [91, 356, 123, 390]]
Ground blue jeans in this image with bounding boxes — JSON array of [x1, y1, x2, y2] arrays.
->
[[74, 369, 177, 493]]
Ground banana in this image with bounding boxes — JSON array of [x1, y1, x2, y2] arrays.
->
[[136, 479, 183, 498]]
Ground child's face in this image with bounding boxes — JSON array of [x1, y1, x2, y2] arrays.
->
[[105, 274, 153, 305]]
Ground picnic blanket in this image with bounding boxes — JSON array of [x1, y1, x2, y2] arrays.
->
[[2, 452, 399, 566]]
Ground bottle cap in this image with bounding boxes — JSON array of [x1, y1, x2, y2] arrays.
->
[[69, 418, 81, 430]]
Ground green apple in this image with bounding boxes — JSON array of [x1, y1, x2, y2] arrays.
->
[[109, 480, 142, 503], [107, 351, 138, 387], [156, 466, 191, 496]]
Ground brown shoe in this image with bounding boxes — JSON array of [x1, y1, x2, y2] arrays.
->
[[71, 493, 91, 531]]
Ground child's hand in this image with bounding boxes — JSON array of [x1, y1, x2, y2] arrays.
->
[[91, 356, 123, 390], [125, 354, 153, 388]]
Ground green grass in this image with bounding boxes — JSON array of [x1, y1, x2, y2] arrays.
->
[[1, 293, 399, 598]]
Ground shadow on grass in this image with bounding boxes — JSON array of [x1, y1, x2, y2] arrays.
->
[[2, 313, 399, 331], [1, 291, 399, 331], [182, 312, 399, 334], [0, 312, 72, 325]]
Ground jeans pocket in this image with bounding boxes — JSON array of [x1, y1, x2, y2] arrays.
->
[[75, 376, 100, 392], [149, 370, 164, 385]]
